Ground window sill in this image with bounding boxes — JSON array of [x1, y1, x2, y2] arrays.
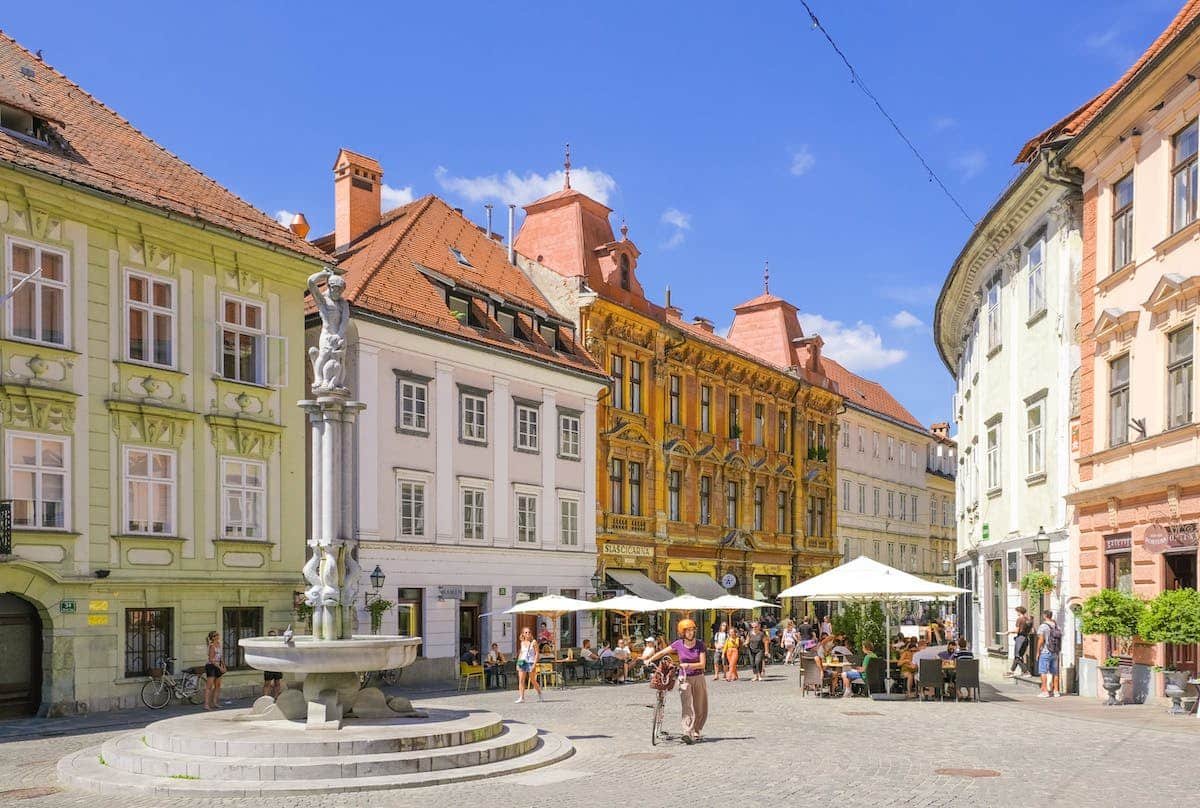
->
[[1026, 308, 1048, 328], [0, 336, 78, 356], [212, 537, 276, 547], [1154, 218, 1200, 258], [557, 452, 581, 462], [458, 436, 488, 447], [986, 487, 1002, 499], [513, 445, 540, 455], [1097, 260, 1137, 294], [1024, 472, 1047, 486], [113, 533, 187, 542], [212, 375, 273, 393], [115, 358, 185, 378], [396, 426, 429, 438]]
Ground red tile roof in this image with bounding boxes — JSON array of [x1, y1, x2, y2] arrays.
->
[[316, 193, 605, 379], [821, 357, 925, 432], [1015, 1, 1200, 162], [0, 31, 327, 262]]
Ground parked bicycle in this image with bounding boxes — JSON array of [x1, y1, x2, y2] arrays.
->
[[141, 657, 205, 709], [646, 657, 678, 746]]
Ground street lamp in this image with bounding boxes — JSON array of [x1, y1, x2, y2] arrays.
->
[[365, 565, 386, 606], [1032, 526, 1050, 557], [590, 572, 603, 598], [942, 555, 950, 575]]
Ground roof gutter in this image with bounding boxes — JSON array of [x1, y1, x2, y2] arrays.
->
[[842, 399, 931, 439]]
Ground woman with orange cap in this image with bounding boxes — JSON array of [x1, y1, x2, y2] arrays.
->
[[646, 618, 708, 743]]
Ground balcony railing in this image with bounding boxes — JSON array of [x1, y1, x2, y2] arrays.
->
[[806, 536, 834, 552], [605, 514, 652, 534]]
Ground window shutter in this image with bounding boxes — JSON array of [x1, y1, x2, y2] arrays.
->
[[267, 334, 289, 389]]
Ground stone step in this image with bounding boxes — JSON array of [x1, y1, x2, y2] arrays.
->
[[142, 706, 501, 757], [57, 727, 574, 796], [102, 721, 538, 780]]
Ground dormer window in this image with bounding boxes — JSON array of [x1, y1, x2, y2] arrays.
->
[[449, 246, 473, 268], [498, 310, 516, 337], [447, 293, 484, 328], [539, 322, 558, 351], [619, 254, 631, 291], [0, 102, 50, 144]]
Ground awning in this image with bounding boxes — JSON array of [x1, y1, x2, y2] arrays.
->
[[668, 571, 728, 600], [606, 569, 673, 602]]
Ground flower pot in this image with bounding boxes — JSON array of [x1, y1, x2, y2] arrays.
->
[[1099, 666, 1122, 707], [1163, 669, 1190, 715]]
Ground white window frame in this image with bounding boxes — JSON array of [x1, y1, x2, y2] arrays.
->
[[559, 494, 580, 547], [516, 404, 539, 451], [124, 446, 176, 536], [842, 480, 850, 511], [461, 392, 488, 443], [515, 488, 538, 544], [395, 470, 432, 539], [1026, 400, 1045, 476], [558, 412, 581, 459], [123, 269, 176, 368], [5, 431, 69, 530], [5, 236, 70, 348], [987, 274, 1002, 352], [219, 294, 267, 386], [887, 436, 895, 461], [398, 379, 429, 433], [887, 491, 895, 518], [899, 441, 907, 467], [459, 478, 489, 542], [986, 422, 1001, 491], [910, 494, 918, 523], [858, 483, 866, 514], [872, 432, 880, 458], [1025, 237, 1046, 319], [899, 492, 907, 521], [220, 456, 266, 539]]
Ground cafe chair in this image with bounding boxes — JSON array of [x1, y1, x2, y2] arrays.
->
[[864, 656, 885, 696], [799, 655, 828, 698], [536, 661, 562, 689], [954, 658, 982, 702], [917, 658, 944, 702], [600, 655, 622, 683], [458, 662, 485, 692]]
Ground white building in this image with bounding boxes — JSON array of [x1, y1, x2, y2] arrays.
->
[[309, 151, 607, 682], [934, 155, 1081, 684]]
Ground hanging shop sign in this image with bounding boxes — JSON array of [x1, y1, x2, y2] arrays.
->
[[1104, 533, 1132, 553], [1144, 523, 1198, 554], [720, 573, 738, 589], [605, 543, 654, 558]]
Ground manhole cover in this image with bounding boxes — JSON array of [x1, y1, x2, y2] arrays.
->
[[842, 711, 884, 716], [620, 752, 674, 760], [935, 768, 1001, 779], [0, 787, 63, 799]]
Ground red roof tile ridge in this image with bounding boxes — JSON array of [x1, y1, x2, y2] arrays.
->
[[821, 356, 924, 430], [342, 195, 436, 302]]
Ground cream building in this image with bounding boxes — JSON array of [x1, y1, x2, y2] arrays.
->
[[926, 424, 958, 588]]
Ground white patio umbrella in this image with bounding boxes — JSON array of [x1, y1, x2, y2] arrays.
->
[[777, 556, 968, 698], [657, 594, 714, 612], [709, 594, 780, 611], [505, 594, 599, 654], [589, 594, 662, 639]]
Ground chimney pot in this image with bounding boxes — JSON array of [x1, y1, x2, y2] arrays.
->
[[288, 212, 310, 240], [692, 316, 714, 333]]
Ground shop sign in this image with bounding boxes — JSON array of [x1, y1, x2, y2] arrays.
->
[[981, 524, 989, 541], [87, 614, 109, 626], [88, 600, 108, 612], [1144, 523, 1198, 554], [59, 599, 76, 614], [606, 543, 653, 558], [720, 573, 738, 589], [1104, 533, 1132, 553], [438, 585, 463, 600]]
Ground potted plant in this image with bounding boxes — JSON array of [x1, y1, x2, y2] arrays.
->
[[366, 598, 395, 635], [1138, 588, 1200, 714], [1080, 589, 1145, 706]]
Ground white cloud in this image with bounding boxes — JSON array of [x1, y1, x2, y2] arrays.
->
[[790, 146, 816, 177], [434, 165, 617, 206], [660, 207, 691, 249], [932, 115, 957, 132], [381, 183, 415, 210], [889, 310, 925, 330], [274, 209, 295, 226], [950, 149, 988, 181], [797, 312, 907, 372]]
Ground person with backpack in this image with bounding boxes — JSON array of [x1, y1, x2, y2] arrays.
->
[[1036, 609, 1063, 698]]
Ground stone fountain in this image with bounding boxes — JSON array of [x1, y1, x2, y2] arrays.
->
[[57, 268, 572, 796]]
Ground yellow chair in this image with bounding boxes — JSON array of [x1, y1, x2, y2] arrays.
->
[[536, 661, 562, 689], [458, 662, 484, 692]]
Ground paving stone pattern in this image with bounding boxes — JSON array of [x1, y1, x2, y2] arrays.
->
[[3, 672, 1197, 807]]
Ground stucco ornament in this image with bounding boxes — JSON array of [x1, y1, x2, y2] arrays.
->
[[308, 268, 350, 394]]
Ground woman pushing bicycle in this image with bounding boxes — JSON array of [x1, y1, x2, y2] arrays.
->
[[645, 619, 708, 744]]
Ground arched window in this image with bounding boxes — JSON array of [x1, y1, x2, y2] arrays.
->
[[619, 254, 631, 291]]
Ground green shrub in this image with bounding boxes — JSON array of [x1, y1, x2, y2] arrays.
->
[[1080, 589, 1144, 657], [367, 598, 395, 635], [1138, 588, 1200, 651], [830, 602, 886, 652], [1019, 571, 1055, 599]]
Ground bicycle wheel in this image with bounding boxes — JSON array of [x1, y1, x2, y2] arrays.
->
[[650, 692, 664, 746], [186, 675, 205, 705], [141, 679, 172, 709]]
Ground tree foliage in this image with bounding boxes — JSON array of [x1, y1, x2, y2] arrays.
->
[[1138, 588, 1200, 647], [1080, 588, 1144, 657], [831, 602, 886, 652]]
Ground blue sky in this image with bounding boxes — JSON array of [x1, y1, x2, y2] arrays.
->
[[2, 1, 1183, 427]]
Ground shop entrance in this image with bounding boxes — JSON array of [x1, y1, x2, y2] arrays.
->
[[0, 594, 43, 718], [458, 592, 486, 658], [1165, 552, 1198, 673]]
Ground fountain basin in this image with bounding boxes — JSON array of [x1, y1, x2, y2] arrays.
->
[[239, 635, 422, 674]]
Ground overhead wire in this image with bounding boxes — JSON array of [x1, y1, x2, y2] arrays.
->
[[799, 0, 977, 227]]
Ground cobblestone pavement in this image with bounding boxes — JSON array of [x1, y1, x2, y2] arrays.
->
[[3, 670, 1197, 808]]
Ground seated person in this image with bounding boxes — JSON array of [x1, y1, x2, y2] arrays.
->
[[952, 638, 974, 660], [631, 638, 656, 679], [841, 641, 878, 697], [613, 638, 632, 683], [579, 638, 601, 664], [484, 643, 505, 689], [937, 645, 957, 661], [898, 639, 919, 697], [811, 633, 835, 676], [599, 642, 619, 683], [830, 634, 854, 658], [461, 646, 481, 667]]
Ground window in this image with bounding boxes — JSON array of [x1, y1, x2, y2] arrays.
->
[[1026, 401, 1045, 475], [449, 245, 473, 267], [900, 441, 907, 467], [725, 481, 739, 527], [461, 392, 487, 443], [609, 459, 624, 514], [899, 492, 906, 521], [807, 495, 825, 537], [619, 254, 631, 291], [700, 385, 712, 432], [842, 421, 850, 448], [124, 608, 172, 678], [887, 491, 895, 518], [700, 475, 712, 525], [1168, 326, 1193, 428], [943, 502, 950, 527], [911, 447, 918, 468], [930, 496, 938, 525], [559, 412, 581, 458], [628, 462, 643, 517], [1113, 173, 1134, 270], [398, 379, 428, 433], [629, 361, 643, 414], [911, 494, 918, 522], [447, 293, 484, 328], [221, 296, 265, 384], [872, 487, 880, 516], [396, 588, 424, 656], [857, 427, 864, 453], [778, 410, 789, 452], [842, 480, 851, 511], [498, 310, 516, 337], [899, 544, 906, 569], [887, 436, 895, 461], [221, 458, 264, 539], [728, 394, 740, 438], [399, 480, 426, 537], [858, 483, 866, 514], [753, 485, 764, 530], [125, 271, 174, 366], [986, 274, 1002, 352], [6, 238, 68, 347], [559, 498, 579, 546], [222, 607, 262, 670], [668, 469, 681, 521], [872, 432, 880, 458], [0, 102, 51, 142], [1025, 237, 1045, 318], [986, 423, 1001, 491], [610, 355, 625, 409], [6, 432, 67, 529], [516, 493, 537, 543], [539, 323, 558, 350], [1109, 355, 1130, 447], [668, 375, 681, 425], [1106, 549, 1132, 594], [516, 404, 539, 451], [754, 404, 765, 445], [777, 489, 788, 533], [1173, 121, 1199, 233], [461, 486, 485, 540], [125, 447, 175, 535]]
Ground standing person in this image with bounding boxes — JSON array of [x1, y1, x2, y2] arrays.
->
[[746, 621, 769, 682], [613, 637, 632, 683], [262, 629, 283, 699], [204, 631, 226, 710], [781, 619, 798, 664], [485, 643, 506, 690], [647, 619, 708, 744], [820, 614, 833, 637], [1036, 610, 1063, 698], [514, 627, 543, 703], [1003, 606, 1033, 677], [723, 627, 741, 681], [712, 622, 728, 681]]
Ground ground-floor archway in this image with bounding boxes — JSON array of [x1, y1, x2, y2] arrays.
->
[[0, 593, 43, 717]]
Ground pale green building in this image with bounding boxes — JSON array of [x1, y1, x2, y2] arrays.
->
[[0, 35, 325, 716]]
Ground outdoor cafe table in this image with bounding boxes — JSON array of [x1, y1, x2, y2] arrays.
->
[[822, 660, 850, 696]]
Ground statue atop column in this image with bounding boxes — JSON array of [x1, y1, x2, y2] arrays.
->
[[308, 268, 350, 395]]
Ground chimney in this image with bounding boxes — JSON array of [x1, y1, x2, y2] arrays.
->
[[664, 286, 682, 319], [288, 212, 310, 240], [484, 203, 494, 238], [507, 204, 516, 264], [333, 149, 383, 251], [931, 422, 950, 439], [692, 316, 714, 333]]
